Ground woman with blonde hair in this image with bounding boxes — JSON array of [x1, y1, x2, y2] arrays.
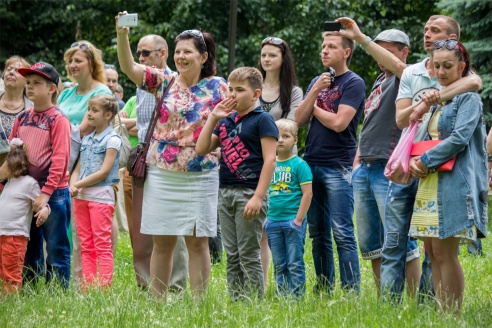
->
[[57, 40, 113, 285]]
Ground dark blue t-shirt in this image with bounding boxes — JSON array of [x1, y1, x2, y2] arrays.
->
[[303, 71, 366, 166], [213, 107, 278, 189]]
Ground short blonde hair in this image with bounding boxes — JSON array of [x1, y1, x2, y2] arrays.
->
[[228, 67, 263, 90], [64, 40, 106, 84], [276, 118, 298, 136]]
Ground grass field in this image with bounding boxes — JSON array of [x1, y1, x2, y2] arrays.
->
[[2, 224, 492, 327]]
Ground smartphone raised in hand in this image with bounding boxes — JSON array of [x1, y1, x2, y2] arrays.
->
[[323, 21, 341, 32], [118, 13, 138, 27]]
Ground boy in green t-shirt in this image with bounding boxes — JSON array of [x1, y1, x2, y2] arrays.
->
[[265, 119, 313, 297]]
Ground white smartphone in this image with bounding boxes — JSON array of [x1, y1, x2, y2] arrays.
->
[[118, 13, 138, 27]]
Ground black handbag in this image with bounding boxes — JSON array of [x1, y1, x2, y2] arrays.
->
[[130, 77, 175, 187]]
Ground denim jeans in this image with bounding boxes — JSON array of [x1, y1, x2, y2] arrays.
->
[[307, 164, 360, 293], [353, 160, 419, 261], [264, 219, 307, 297], [381, 180, 433, 301], [23, 188, 71, 288]]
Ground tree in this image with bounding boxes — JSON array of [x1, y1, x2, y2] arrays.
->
[[437, 0, 492, 126]]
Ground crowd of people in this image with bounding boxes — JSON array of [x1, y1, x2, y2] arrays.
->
[[0, 12, 488, 313]]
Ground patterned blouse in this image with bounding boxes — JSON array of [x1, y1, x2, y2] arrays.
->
[[142, 67, 228, 172]]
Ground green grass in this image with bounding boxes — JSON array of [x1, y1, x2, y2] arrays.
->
[[2, 229, 492, 327]]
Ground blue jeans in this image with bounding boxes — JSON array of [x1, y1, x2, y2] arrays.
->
[[307, 164, 360, 293], [265, 219, 307, 297], [381, 180, 433, 301], [23, 188, 71, 288], [353, 160, 419, 261]]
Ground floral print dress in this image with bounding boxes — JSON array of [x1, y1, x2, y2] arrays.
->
[[142, 67, 228, 172]]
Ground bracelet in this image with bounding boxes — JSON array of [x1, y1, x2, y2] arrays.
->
[[361, 36, 372, 48]]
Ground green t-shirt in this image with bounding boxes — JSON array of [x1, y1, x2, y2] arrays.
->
[[268, 155, 313, 221], [58, 83, 112, 125], [121, 95, 139, 147]]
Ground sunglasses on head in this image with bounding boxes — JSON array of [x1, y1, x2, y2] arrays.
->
[[71, 42, 92, 53], [262, 37, 284, 46], [178, 29, 207, 51], [434, 39, 464, 57], [136, 49, 161, 58]]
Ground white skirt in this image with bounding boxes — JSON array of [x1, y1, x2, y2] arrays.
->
[[141, 165, 219, 237]]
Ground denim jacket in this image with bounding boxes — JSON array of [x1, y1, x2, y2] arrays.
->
[[79, 126, 121, 187], [420, 92, 488, 238]]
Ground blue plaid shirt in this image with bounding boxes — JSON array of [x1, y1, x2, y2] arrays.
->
[[136, 66, 175, 143]]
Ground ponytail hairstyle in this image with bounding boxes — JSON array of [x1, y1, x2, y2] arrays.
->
[[89, 94, 119, 121], [6, 138, 30, 178]]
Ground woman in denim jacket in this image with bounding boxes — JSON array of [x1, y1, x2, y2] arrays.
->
[[69, 95, 122, 288], [408, 40, 487, 312]]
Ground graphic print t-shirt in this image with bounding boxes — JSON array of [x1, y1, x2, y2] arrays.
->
[[213, 107, 278, 189]]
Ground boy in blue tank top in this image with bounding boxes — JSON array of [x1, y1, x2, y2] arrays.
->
[[265, 119, 312, 297], [196, 67, 278, 300]]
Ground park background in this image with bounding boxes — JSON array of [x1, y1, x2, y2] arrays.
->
[[1, 0, 492, 326]]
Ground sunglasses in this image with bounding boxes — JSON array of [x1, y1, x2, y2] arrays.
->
[[434, 39, 464, 57], [136, 49, 161, 58], [178, 29, 207, 51], [71, 42, 92, 53], [262, 37, 284, 46]]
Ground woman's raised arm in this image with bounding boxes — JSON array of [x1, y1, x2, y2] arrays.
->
[[116, 12, 145, 87]]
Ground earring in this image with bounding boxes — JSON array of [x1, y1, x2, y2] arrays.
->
[[201, 64, 204, 69]]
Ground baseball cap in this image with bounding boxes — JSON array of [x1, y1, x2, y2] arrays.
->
[[373, 29, 410, 46], [18, 62, 60, 85]]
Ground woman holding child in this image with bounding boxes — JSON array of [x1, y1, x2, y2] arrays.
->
[[116, 14, 228, 297], [408, 40, 487, 311], [256, 36, 303, 288]]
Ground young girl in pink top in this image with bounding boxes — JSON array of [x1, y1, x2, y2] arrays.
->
[[0, 139, 49, 293]]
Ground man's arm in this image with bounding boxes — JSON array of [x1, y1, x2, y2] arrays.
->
[[312, 104, 357, 133], [295, 75, 332, 126], [336, 17, 407, 78]]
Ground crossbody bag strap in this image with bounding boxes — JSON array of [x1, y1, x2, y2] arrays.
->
[[141, 76, 175, 154]]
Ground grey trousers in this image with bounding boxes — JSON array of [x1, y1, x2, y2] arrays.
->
[[132, 178, 189, 290], [219, 187, 267, 300]]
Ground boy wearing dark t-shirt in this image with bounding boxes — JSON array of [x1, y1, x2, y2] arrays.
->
[[196, 67, 278, 300]]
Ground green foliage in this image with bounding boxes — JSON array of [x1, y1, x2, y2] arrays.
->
[[2, 231, 492, 326], [437, 0, 492, 124]]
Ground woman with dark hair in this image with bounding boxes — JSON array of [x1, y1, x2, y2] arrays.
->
[[257, 37, 302, 121], [117, 13, 228, 297], [408, 40, 487, 312], [0, 56, 33, 138], [257, 37, 303, 288]]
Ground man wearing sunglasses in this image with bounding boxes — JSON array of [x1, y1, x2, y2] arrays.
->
[[295, 32, 366, 294], [120, 32, 189, 291]]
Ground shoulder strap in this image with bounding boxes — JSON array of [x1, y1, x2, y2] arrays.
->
[[142, 76, 175, 154]]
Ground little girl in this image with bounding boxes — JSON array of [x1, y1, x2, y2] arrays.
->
[[0, 138, 49, 293], [70, 94, 121, 288]]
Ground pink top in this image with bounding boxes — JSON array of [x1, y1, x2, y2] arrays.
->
[[10, 106, 70, 195], [142, 67, 228, 172]]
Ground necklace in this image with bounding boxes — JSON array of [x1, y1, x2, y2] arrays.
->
[[1, 96, 24, 111], [263, 83, 279, 91]]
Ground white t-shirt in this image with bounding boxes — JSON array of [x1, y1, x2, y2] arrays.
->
[[0, 175, 40, 237]]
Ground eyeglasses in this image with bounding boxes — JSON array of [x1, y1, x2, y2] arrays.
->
[[136, 49, 161, 58], [434, 39, 464, 58], [178, 29, 207, 52], [70, 42, 92, 53]]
